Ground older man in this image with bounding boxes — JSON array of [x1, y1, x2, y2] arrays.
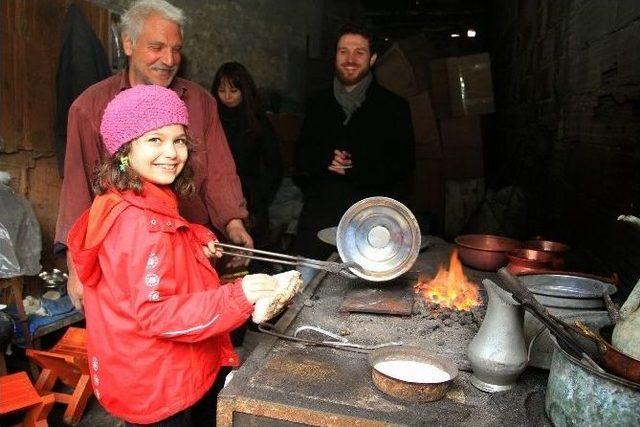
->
[[293, 23, 415, 261], [56, 0, 252, 311]]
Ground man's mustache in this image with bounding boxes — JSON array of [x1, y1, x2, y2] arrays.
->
[[151, 65, 177, 72], [340, 62, 360, 68]]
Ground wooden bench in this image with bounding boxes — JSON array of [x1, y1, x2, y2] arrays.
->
[[26, 327, 92, 425], [0, 371, 55, 427]]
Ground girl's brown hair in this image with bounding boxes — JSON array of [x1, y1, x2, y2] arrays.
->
[[92, 138, 195, 198]]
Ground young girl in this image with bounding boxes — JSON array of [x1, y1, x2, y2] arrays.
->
[[67, 85, 278, 426], [211, 62, 283, 261]]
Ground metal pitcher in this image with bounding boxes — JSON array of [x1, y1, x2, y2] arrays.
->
[[467, 278, 528, 392]]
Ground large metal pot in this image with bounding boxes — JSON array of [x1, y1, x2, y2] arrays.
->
[[546, 333, 640, 426]]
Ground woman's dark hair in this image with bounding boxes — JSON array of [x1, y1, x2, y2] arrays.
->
[[211, 62, 265, 135], [92, 137, 195, 198]]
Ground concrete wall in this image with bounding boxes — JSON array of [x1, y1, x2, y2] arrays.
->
[[487, 1, 640, 290]]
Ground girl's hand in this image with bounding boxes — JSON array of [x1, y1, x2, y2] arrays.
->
[[202, 240, 223, 258], [241, 273, 277, 304]]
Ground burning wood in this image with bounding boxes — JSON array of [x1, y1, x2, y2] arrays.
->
[[414, 249, 482, 312]]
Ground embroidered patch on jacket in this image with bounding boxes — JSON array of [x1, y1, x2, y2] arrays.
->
[[146, 253, 159, 271], [91, 357, 99, 372], [93, 374, 100, 386], [149, 290, 160, 301], [145, 273, 160, 287]]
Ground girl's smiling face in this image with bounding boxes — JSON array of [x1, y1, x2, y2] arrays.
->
[[128, 124, 188, 185]]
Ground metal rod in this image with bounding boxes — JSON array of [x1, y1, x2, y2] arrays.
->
[[216, 242, 363, 277]]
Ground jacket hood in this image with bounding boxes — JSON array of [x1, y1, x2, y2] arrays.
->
[[68, 183, 181, 288], [67, 191, 129, 287]]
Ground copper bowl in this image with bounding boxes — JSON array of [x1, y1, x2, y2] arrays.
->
[[455, 234, 521, 271], [523, 240, 569, 269], [369, 346, 458, 402], [524, 239, 569, 253], [506, 249, 556, 274]]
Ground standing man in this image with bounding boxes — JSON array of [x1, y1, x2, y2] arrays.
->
[[55, 0, 252, 311], [293, 23, 415, 261]]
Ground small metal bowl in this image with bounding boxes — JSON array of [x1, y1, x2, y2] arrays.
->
[[337, 197, 421, 282], [369, 346, 458, 402]]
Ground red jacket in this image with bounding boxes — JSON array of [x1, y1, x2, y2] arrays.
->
[[68, 183, 253, 424]]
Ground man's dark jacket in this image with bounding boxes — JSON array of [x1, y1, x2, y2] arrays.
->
[[293, 79, 415, 259]]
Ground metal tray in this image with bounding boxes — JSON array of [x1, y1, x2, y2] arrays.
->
[[518, 274, 617, 299]]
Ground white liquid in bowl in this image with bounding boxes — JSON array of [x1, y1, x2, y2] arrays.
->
[[374, 360, 451, 383]]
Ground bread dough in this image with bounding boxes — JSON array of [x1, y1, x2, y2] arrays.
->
[[252, 270, 303, 324]]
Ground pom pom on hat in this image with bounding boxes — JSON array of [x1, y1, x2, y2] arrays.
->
[[100, 85, 189, 155]]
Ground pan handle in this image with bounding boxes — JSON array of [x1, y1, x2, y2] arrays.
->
[[572, 321, 608, 354]]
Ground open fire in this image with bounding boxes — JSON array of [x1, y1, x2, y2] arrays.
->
[[414, 249, 482, 311]]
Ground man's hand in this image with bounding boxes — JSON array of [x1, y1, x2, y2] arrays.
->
[[328, 149, 352, 175], [66, 256, 84, 312], [225, 218, 253, 268]]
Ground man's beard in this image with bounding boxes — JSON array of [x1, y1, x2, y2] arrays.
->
[[335, 63, 370, 87]]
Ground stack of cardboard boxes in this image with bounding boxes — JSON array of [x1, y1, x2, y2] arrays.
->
[[375, 38, 494, 233]]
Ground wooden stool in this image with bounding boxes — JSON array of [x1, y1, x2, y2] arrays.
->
[[0, 371, 55, 426], [26, 327, 92, 425]]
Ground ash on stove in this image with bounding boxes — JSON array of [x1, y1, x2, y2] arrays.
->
[[413, 298, 485, 332]]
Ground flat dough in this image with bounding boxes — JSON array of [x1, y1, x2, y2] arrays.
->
[[252, 270, 303, 324]]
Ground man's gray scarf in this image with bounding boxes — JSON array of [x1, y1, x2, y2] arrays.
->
[[333, 72, 373, 125]]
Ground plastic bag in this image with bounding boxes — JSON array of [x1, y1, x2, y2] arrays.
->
[[0, 183, 42, 278]]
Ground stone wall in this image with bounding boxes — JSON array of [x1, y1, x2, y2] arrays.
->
[[487, 1, 640, 291], [100, 0, 326, 111]]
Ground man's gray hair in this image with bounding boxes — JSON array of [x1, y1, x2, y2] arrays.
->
[[120, 0, 185, 45]]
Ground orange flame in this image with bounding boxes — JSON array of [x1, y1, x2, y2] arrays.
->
[[414, 249, 481, 311]]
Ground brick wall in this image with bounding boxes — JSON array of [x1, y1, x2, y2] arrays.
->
[[487, 0, 640, 294]]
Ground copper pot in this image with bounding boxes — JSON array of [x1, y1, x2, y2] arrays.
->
[[455, 234, 521, 271], [506, 249, 556, 275]]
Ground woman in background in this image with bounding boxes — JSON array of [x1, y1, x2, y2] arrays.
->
[[212, 62, 283, 267]]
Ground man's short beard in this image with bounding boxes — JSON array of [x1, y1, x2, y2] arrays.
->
[[336, 67, 369, 87]]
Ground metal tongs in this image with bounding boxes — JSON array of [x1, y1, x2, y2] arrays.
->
[[214, 242, 364, 278], [258, 323, 403, 353]]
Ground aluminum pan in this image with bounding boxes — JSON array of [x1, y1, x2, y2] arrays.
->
[[518, 274, 617, 299], [337, 197, 420, 282]]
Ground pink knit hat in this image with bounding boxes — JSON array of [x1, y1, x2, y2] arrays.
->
[[100, 85, 189, 155]]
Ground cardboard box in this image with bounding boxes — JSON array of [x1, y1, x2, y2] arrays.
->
[[443, 145, 484, 179], [439, 116, 482, 150], [430, 53, 495, 118], [409, 157, 444, 224], [374, 43, 419, 98], [439, 116, 484, 179], [408, 91, 441, 158], [375, 35, 437, 98]]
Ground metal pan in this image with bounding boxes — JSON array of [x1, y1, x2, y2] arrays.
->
[[337, 197, 421, 282], [517, 273, 616, 310], [573, 323, 640, 384], [368, 346, 458, 402]]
